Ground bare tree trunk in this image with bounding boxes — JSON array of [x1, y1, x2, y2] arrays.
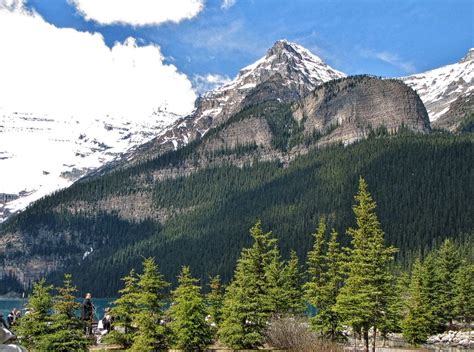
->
[[372, 326, 377, 352]]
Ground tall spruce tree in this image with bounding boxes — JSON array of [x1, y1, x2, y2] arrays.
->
[[305, 224, 344, 340], [401, 259, 434, 345], [207, 275, 224, 330], [435, 239, 462, 327], [453, 262, 474, 327], [279, 250, 305, 315], [131, 257, 170, 352], [38, 274, 88, 352], [16, 279, 53, 350], [109, 269, 139, 348], [169, 266, 212, 351], [218, 220, 277, 349], [334, 177, 397, 352]]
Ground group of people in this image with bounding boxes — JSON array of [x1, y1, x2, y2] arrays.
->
[[0, 309, 21, 330], [81, 293, 113, 336]]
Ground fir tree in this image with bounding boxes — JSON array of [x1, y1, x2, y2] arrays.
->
[[334, 177, 398, 352], [402, 259, 433, 345], [109, 269, 139, 347], [16, 279, 53, 350], [218, 220, 277, 349], [379, 271, 405, 340], [130, 257, 170, 352], [305, 224, 344, 340], [453, 262, 474, 327], [169, 266, 212, 351], [435, 239, 462, 327], [207, 275, 224, 330], [38, 274, 88, 352], [279, 250, 305, 315]]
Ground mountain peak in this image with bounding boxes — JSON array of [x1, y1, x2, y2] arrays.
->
[[268, 39, 323, 63], [236, 40, 345, 87], [460, 48, 474, 63]]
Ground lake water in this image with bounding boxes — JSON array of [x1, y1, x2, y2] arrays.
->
[[0, 297, 115, 320]]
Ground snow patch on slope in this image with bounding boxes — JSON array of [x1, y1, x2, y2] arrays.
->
[[402, 49, 474, 121], [0, 109, 180, 222]]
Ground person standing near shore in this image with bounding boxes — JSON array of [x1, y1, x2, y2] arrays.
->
[[81, 293, 94, 335]]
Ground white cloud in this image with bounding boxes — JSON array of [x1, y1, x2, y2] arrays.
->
[[0, 1, 196, 120], [193, 73, 232, 94], [221, 0, 236, 10], [69, 0, 204, 26], [374, 51, 416, 73], [359, 48, 416, 74]]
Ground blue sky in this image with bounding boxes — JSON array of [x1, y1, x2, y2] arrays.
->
[[26, 0, 474, 80]]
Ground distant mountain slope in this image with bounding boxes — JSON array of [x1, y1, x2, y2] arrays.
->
[[0, 109, 181, 223], [402, 48, 474, 127], [106, 40, 346, 169], [0, 72, 433, 294]]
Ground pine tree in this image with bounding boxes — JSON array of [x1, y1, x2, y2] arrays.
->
[[169, 266, 212, 351], [421, 254, 443, 332], [379, 271, 405, 340], [16, 279, 53, 350], [307, 228, 345, 340], [453, 262, 474, 327], [38, 274, 88, 352], [130, 257, 170, 352], [334, 177, 398, 352], [279, 250, 305, 315], [402, 259, 433, 345], [435, 239, 462, 327], [207, 275, 224, 330], [218, 220, 277, 349], [109, 269, 139, 347]]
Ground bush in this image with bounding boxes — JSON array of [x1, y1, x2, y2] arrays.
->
[[265, 316, 343, 352]]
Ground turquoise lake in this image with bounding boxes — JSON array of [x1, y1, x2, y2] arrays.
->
[[0, 297, 115, 320]]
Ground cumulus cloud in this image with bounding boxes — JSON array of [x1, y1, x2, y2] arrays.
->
[[0, 1, 196, 120], [221, 0, 236, 10], [192, 73, 232, 95], [69, 0, 204, 26]]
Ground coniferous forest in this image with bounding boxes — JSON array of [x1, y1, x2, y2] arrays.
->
[[1, 132, 473, 296], [10, 178, 473, 351]]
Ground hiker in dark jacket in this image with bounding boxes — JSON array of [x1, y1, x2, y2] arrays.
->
[[81, 293, 94, 335]]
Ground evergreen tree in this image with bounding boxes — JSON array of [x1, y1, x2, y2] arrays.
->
[[435, 239, 462, 327], [16, 279, 53, 350], [402, 259, 433, 345], [334, 177, 398, 352], [279, 250, 305, 315], [379, 271, 405, 340], [453, 262, 474, 327], [305, 218, 327, 297], [38, 274, 88, 352], [207, 275, 224, 330], [305, 225, 344, 340], [169, 266, 212, 351], [420, 254, 443, 332], [218, 220, 277, 349], [109, 269, 139, 347], [131, 257, 170, 352]]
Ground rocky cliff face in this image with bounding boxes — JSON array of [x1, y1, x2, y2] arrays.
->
[[293, 76, 431, 146], [109, 40, 346, 168], [402, 48, 474, 125]]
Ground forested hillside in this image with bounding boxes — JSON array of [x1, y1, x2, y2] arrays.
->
[[1, 131, 473, 296]]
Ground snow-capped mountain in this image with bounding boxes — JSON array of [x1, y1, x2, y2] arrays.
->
[[0, 109, 180, 222], [120, 40, 346, 165], [402, 48, 474, 122]]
